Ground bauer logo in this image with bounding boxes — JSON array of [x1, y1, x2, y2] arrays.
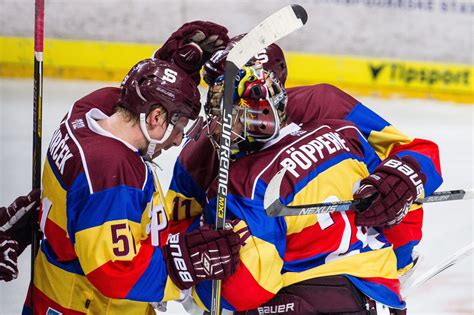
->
[[368, 62, 471, 87], [257, 302, 295, 314]]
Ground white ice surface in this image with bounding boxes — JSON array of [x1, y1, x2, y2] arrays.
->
[[0, 78, 472, 314]]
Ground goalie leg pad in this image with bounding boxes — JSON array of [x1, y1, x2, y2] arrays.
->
[[237, 275, 376, 314]]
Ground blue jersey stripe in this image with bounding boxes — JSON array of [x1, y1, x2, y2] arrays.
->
[[345, 102, 391, 137], [357, 133, 382, 173], [47, 154, 70, 190], [205, 193, 287, 259], [393, 240, 420, 270], [344, 275, 406, 309], [41, 240, 84, 275], [169, 160, 206, 204], [195, 280, 235, 311], [125, 248, 167, 302], [71, 184, 149, 234]]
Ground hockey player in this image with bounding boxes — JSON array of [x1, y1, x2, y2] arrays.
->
[[22, 22, 243, 315], [0, 189, 40, 282], [164, 39, 443, 313]]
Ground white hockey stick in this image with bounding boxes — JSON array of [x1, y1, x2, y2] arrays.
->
[[211, 5, 308, 315], [264, 166, 474, 217], [402, 242, 474, 298]]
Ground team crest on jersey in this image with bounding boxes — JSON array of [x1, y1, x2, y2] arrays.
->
[[46, 307, 63, 315], [290, 129, 306, 136], [71, 118, 85, 129]]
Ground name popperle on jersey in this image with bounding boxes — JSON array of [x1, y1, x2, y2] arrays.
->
[[279, 128, 351, 178]]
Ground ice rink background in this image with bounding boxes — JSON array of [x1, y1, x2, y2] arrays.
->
[[0, 78, 472, 314]]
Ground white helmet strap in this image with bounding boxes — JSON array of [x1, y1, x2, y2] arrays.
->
[[139, 113, 174, 160]]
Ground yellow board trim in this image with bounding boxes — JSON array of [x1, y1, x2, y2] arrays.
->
[[1, 36, 472, 103], [0, 36, 157, 82]]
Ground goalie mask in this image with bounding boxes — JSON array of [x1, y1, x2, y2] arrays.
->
[[205, 64, 287, 153]]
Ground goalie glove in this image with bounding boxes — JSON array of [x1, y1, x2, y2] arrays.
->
[[162, 224, 241, 290], [354, 155, 426, 228], [153, 21, 229, 84]]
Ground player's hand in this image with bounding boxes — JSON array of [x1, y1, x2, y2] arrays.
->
[[162, 223, 241, 290], [0, 233, 19, 282], [153, 21, 229, 84], [354, 155, 426, 228], [0, 189, 40, 233]]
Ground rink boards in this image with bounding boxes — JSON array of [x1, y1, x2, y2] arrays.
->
[[0, 36, 473, 104]]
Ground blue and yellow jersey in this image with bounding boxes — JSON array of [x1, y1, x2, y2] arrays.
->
[[165, 84, 442, 311], [286, 84, 443, 273], [24, 88, 181, 315]]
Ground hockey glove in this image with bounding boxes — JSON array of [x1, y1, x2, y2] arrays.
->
[[354, 155, 426, 228], [0, 189, 41, 255], [0, 233, 19, 282], [0, 189, 40, 233], [163, 224, 241, 290], [154, 21, 229, 84]]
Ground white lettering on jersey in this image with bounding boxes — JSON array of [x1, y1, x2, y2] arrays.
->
[[280, 131, 351, 178], [49, 129, 73, 175], [162, 68, 177, 83]]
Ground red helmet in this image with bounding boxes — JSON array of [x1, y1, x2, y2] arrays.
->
[[203, 34, 288, 86], [119, 59, 201, 122]]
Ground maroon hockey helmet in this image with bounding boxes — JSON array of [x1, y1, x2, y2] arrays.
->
[[203, 34, 288, 86], [119, 58, 201, 122]]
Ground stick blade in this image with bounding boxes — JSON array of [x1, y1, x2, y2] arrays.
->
[[264, 167, 287, 216], [227, 4, 308, 69], [464, 188, 474, 200], [291, 4, 308, 25]]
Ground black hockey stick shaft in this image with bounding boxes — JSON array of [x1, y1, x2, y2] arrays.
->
[[211, 61, 238, 315], [210, 5, 308, 314], [264, 167, 474, 217], [31, 0, 44, 308]]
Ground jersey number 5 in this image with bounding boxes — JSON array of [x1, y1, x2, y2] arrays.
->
[[111, 223, 137, 257]]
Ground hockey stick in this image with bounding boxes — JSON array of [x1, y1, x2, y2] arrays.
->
[[402, 242, 474, 298], [30, 0, 44, 309], [211, 5, 308, 315], [264, 166, 474, 217]]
